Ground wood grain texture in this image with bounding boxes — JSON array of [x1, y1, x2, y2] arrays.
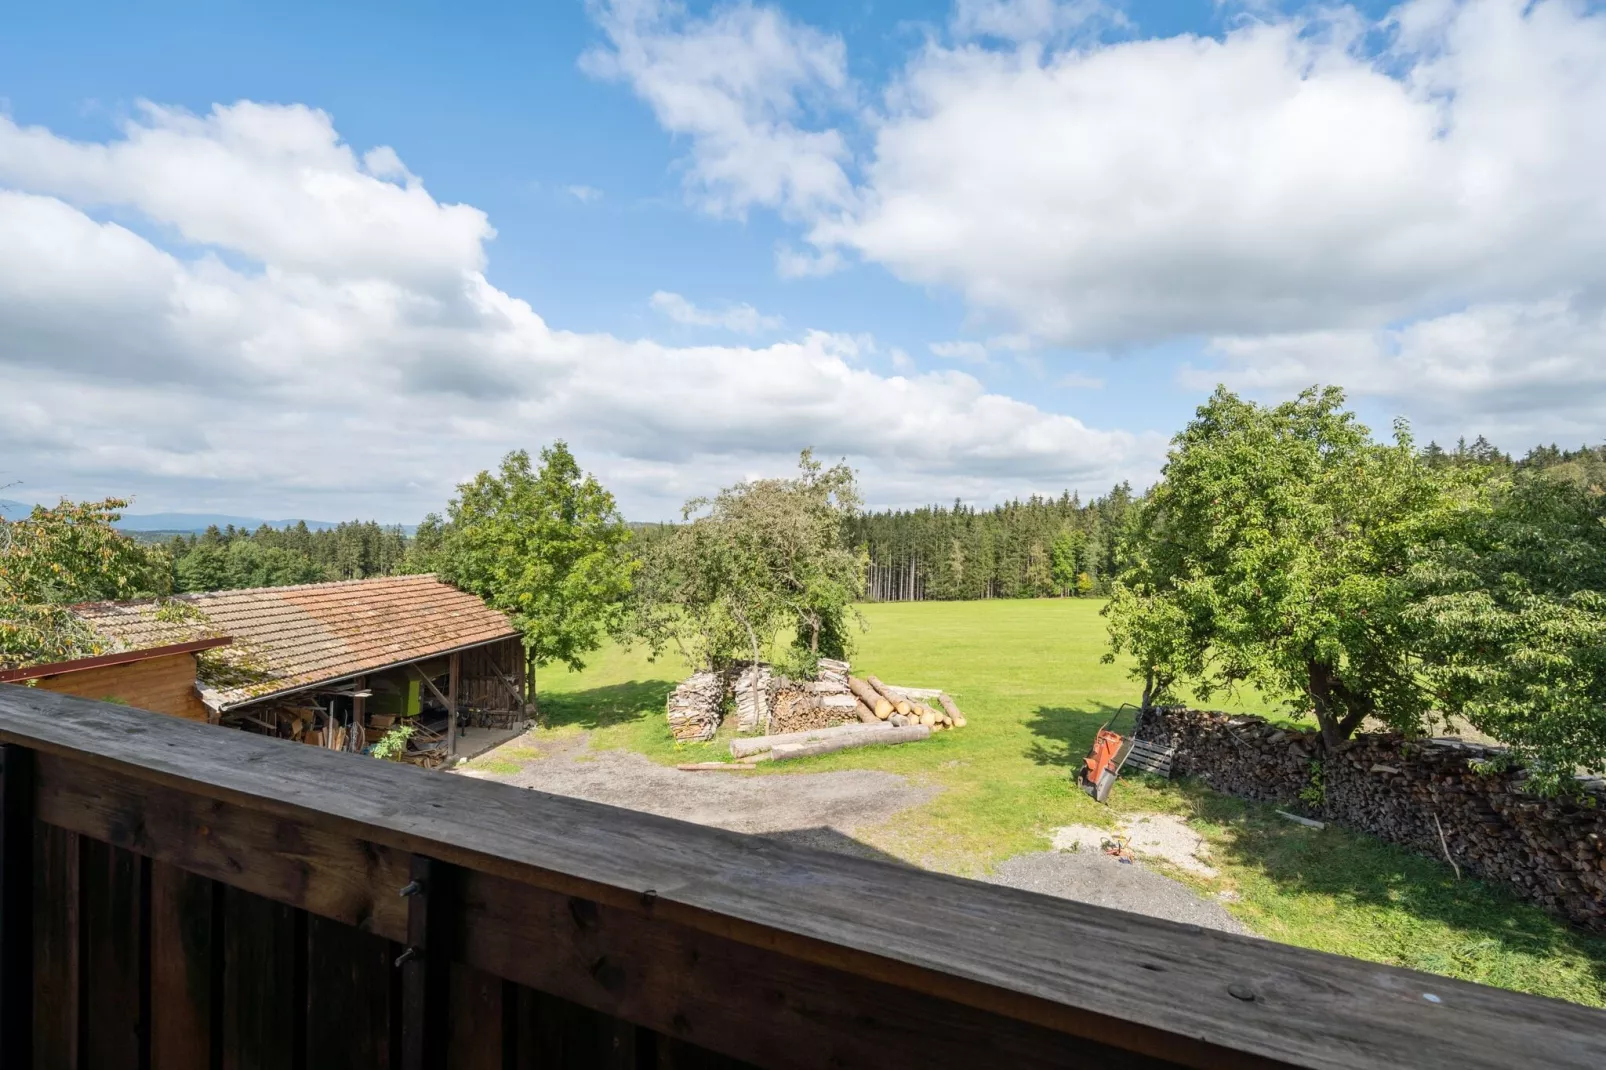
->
[[0, 745, 35, 1069], [34, 751, 408, 941], [445, 964, 506, 1070], [306, 913, 397, 1070], [81, 839, 147, 1069], [30, 651, 211, 721], [31, 821, 79, 1070], [4, 687, 1605, 1070], [150, 861, 219, 1070], [222, 885, 305, 1070]]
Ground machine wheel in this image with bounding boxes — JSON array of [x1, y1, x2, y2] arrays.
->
[[1093, 768, 1118, 803]]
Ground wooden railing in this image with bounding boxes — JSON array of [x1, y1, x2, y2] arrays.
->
[[0, 685, 1601, 1069]]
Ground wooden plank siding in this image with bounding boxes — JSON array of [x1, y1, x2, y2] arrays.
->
[[25, 650, 212, 722], [457, 636, 526, 712], [0, 685, 1602, 1069]]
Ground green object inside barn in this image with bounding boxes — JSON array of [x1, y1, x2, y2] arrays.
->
[[369, 678, 420, 718]]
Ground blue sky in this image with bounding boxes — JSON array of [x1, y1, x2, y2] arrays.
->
[[1, 0, 1602, 521]]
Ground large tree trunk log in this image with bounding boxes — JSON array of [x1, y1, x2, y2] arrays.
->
[[769, 725, 931, 761], [865, 675, 902, 707], [854, 699, 879, 724], [848, 677, 893, 720], [729, 722, 897, 759], [938, 693, 965, 722]]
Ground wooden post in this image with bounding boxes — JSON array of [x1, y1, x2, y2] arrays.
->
[[400, 854, 449, 1070], [0, 744, 35, 1065], [354, 676, 367, 753], [447, 652, 459, 758]]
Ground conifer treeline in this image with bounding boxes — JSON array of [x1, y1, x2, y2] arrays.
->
[[845, 485, 1137, 601], [166, 521, 410, 592]]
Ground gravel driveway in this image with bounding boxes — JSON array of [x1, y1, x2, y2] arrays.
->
[[463, 731, 936, 859], [463, 730, 1248, 931]]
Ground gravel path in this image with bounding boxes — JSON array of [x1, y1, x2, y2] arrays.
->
[[463, 731, 1249, 931], [986, 850, 1250, 934], [465, 732, 936, 856]]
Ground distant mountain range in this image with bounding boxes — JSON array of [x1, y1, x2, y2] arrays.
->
[[0, 500, 354, 533]]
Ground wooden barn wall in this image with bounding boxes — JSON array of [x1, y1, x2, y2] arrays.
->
[[459, 637, 525, 711], [29, 653, 210, 722], [27, 821, 747, 1070]]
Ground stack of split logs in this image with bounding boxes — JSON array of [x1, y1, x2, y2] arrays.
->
[[733, 663, 775, 732], [668, 671, 724, 742], [847, 675, 967, 732]]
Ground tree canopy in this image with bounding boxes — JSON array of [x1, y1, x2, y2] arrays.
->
[[1406, 470, 1606, 790], [0, 498, 170, 668], [1105, 386, 1450, 747], [630, 451, 864, 676], [419, 443, 634, 680]]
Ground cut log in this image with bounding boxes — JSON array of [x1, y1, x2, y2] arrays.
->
[[854, 699, 878, 724], [885, 686, 944, 700], [729, 722, 897, 759], [937, 693, 964, 721], [848, 677, 893, 720], [769, 724, 930, 761], [889, 714, 907, 727], [865, 675, 902, 706], [895, 700, 913, 717], [919, 710, 937, 728]]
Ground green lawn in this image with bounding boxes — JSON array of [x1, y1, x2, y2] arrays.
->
[[535, 598, 1606, 1006]]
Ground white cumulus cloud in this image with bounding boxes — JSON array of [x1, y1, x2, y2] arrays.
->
[[0, 100, 1155, 518], [649, 290, 783, 333]]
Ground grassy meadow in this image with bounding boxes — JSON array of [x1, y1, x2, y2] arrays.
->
[[533, 598, 1606, 1005]]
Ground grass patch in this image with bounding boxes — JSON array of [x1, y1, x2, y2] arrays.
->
[[536, 598, 1606, 1005]]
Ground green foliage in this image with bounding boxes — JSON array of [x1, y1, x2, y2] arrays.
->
[[168, 519, 408, 593], [1407, 471, 1606, 791], [848, 486, 1135, 600], [1105, 386, 1452, 745], [0, 498, 170, 668], [371, 722, 415, 761], [631, 450, 864, 674], [1299, 760, 1326, 812], [430, 443, 634, 677]]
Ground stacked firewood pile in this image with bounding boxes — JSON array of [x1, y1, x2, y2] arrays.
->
[[667, 671, 725, 742], [667, 659, 971, 748], [1138, 706, 1606, 932], [732, 663, 775, 732]]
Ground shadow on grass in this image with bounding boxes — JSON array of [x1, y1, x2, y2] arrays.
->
[[1023, 703, 1123, 769], [1165, 778, 1606, 993], [540, 679, 677, 731]]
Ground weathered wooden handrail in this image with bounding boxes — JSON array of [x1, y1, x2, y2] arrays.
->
[[0, 684, 1602, 1068]]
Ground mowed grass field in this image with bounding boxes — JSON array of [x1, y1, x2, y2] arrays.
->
[[535, 599, 1606, 1005]]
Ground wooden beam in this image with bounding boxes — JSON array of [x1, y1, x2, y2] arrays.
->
[[4, 689, 1605, 1070], [353, 676, 366, 753], [409, 664, 452, 712], [447, 653, 460, 759]]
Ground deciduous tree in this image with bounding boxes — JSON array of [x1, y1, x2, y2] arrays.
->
[[1105, 387, 1449, 747]]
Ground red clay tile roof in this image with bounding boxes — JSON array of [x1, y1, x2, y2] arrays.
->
[[74, 575, 517, 710]]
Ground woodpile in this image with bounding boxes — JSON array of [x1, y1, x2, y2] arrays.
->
[[667, 671, 724, 742], [857, 676, 966, 732], [1138, 706, 1606, 932], [732, 663, 775, 733]]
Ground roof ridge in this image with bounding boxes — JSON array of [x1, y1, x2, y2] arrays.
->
[[182, 573, 440, 601]]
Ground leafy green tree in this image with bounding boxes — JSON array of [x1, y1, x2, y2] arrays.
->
[[431, 444, 634, 696], [1105, 386, 1448, 747], [0, 498, 170, 668], [630, 451, 865, 679], [1407, 472, 1606, 791]]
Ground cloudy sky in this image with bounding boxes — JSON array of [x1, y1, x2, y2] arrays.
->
[[2, 0, 1603, 522]]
